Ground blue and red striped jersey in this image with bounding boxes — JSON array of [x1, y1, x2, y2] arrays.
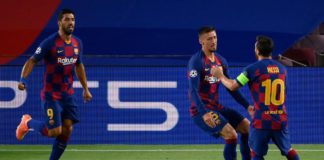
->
[[32, 32, 83, 100], [187, 51, 249, 117], [236, 59, 288, 130]]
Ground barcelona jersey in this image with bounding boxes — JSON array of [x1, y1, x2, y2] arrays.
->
[[188, 51, 249, 117], [236, 59, 288, 130], [32, 32, 83, 100]]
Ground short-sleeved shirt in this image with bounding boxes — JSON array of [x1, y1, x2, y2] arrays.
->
[[236, 59, 288, 130], [32, 32, 83, 100]]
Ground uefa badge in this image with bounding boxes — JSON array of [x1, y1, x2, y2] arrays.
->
[[189, 70, 198, 78]]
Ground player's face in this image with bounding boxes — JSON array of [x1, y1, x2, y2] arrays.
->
[[200, 31, 217, 52], [59, 13, 75, 35]]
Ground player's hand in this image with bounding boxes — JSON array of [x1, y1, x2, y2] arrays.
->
[[83, 89, 92, 102], [211, 66, 223, 78], [18, 82, 26, 90], [247, 105, 255, 117]]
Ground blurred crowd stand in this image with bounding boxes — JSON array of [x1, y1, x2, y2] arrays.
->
[[278, 23, 324, 67]]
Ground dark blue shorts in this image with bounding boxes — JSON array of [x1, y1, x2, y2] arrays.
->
[[42, 95, 79, 129], [217, 107, 245, 129], [249, 127, 292, 157], [192, 107, 245, 138]]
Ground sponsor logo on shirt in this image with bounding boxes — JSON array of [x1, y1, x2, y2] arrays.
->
[[57, 57, 77, 65], [204, 75, 219, 84]]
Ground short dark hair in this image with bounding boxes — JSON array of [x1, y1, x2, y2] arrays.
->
[[198, 26, 215, 37], [58, 9, 75, 21], [256, 35, 274, 57]]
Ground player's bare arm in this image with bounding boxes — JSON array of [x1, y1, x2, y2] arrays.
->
[[211, 66, 240, 91], [75, 63, 92, 102], [211, 66, 255, 114], [18, 58, 37, 90]]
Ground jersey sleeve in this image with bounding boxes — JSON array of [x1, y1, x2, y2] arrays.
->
[[236, 65, 253, 86], [31, 38, 51, 62], [236, 71, 249, 86], [221, 56, 250, 109], [188, 56, 206, 113], [76, 38, 83, 64]]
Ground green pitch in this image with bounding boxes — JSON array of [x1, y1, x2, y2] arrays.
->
[[0, 144, 323, 160]]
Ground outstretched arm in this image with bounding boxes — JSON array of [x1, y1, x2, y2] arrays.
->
[[75, 63, 92, 102], [18, 58, 37, 90], [211, 66, 251, 108], [221, 74, 252, 110], [211, 66, 240, 91], [220, 75, 240, 91], [212, 66, 254, 115]]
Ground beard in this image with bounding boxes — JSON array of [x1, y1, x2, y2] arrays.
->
[[209, 49, 216, 53], [209, 46, 217, 52], [208, 44, 217, 52], [63, 26, 74, 35]]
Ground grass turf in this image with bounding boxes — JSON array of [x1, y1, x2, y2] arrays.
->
[[0, 144, 323, 160]]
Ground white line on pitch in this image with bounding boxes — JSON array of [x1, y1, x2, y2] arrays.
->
[[0, 149, 324, 152]]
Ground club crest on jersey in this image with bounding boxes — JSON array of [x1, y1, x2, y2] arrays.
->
[[74, 48, 79, 55], [189, 70, 198, 78]]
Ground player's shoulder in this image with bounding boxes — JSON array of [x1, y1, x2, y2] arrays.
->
[[214, 52, 226, 61], [71, 35, 83, 48], [189, 51, 203, 63], [36, 33, 59, 51], [188, 51, 204, 69], [47, 32, 60, 41], [271, 59, 286, 68], [41, 32, 59, 45], [261, 59, 287, 70], [249, 59, 286, 71], [190, 51, 203, 59], [72, 35, 82, 42], [244, 61, 260, 71], [270, 59, 287, 73]]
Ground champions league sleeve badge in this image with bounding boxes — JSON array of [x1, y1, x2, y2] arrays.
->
[[189, 70, 198, 78]]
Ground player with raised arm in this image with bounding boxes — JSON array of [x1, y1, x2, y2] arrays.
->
[[211, 35, 300, 160], [188, 26, 253, 160], [16, 9, 92, 160]]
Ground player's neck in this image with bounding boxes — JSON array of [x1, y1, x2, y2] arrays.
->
[[203, 50, 215, 62], [258, 56, 272, 60], [58, 30, 72, 44]]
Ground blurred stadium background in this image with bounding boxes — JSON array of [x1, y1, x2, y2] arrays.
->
[[1, 0, 324, 159]]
